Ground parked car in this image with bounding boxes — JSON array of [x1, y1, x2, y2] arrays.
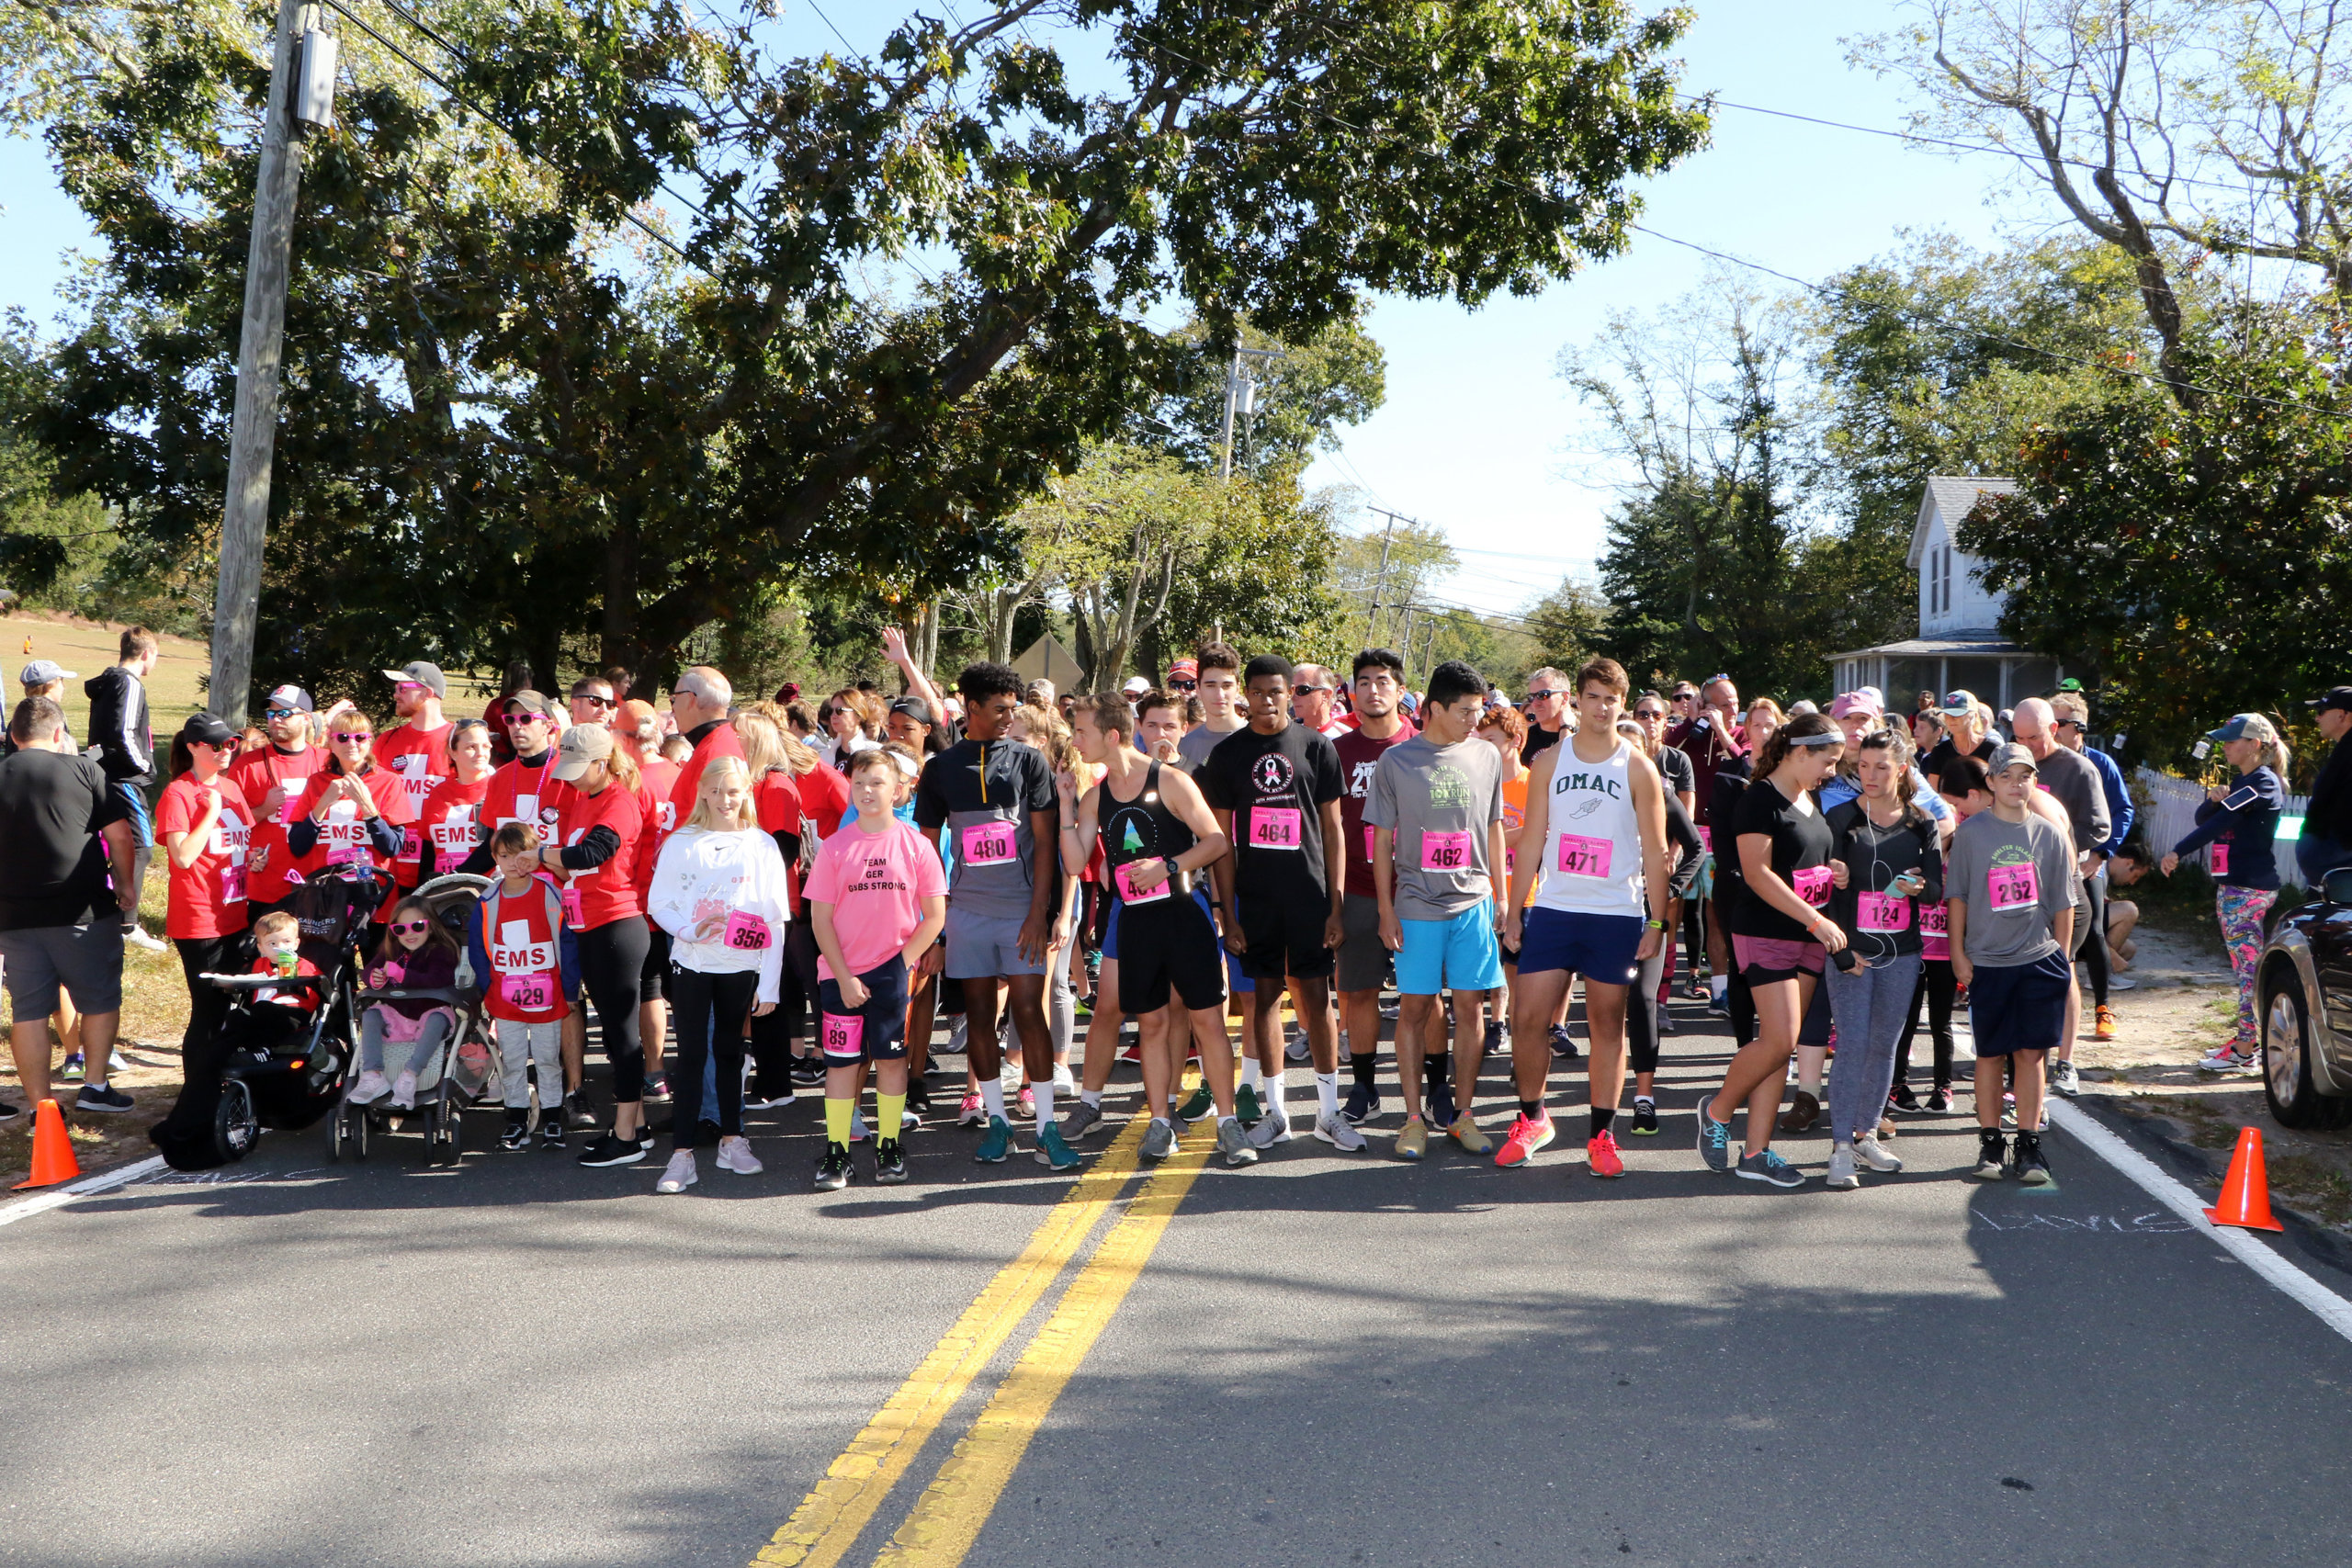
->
[[2258, 865, 2352, 1128]]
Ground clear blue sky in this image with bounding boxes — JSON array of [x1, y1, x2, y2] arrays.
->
[[0, 1, 2024, 618]]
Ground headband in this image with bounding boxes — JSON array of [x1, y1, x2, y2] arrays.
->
[[1788, 729, 1842, 748]]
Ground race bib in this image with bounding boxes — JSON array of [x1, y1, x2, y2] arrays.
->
[[723, 910, 774, 952], [1419, 830, 1473, 873], [1987, 862, 2039, 911], [277, 791, 300, 827], [1363, 824, 1376, 863], [1792, 864, 1833, 907], [322, 818, 369, 864], [1250, 807, 1303, 851], [2211, 842, 2231, 878], [397, 824, 423, 866], [1920, 901, 1950, 960], [821, 1012, 864, 1058], [1697, 825, 1713, 853], [560, 881, 583, 926], [1856, 891, 1909, 932], [960, 818, 1017, 866], [1555, 833, 1611, 878], [499, 973, 555, 1012], [1114, 859, 1171, 905], [220, 863, 248, 905]]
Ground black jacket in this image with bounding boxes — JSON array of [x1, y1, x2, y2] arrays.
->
[[83, 666, 153, 786], [2308, 736, 2352, 844]]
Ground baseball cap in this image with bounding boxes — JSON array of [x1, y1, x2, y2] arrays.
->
[[1988, 741, 2039, 775], [2305, 685, 2352, 716], [380, 660, 447, 697], [1857, 685, 1885, 709], [265, 684, 314, 715], [1828, 691, 1882, 720], [1936, 689, 1978, 716], [180, 711, 237, 747], [503, 690, 563, 722], [549, 722, 613, 781], [2206, 713, 2263, 743], [1167, 659, 1199, 680], [618, 698, 659, 731], [17, 659, 76, 686], [1122, 676, 1152, 696]]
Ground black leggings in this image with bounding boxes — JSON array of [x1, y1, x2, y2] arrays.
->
[[670, 964, 757, 1149], [2077, 874, 2109, 1007], [1894, 957, 1956, 1090], [1622, 941, 1669, 1076], [154, 934, 239, 1157], [578, 917, 648, 1104]]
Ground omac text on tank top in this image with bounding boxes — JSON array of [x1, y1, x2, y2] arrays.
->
[[1532, 737, 1645, 919]]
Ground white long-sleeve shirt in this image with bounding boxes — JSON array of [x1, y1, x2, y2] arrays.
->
[[646, 825, 790, 1003]]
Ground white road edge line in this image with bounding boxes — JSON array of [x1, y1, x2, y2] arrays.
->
[[2050, 1100, 2352, 1346], [0, 1154, 167, 1231]]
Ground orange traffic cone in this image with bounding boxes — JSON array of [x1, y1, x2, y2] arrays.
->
[[2205, 1126, 2285, 1232], [13, 1099, 83, 1190]]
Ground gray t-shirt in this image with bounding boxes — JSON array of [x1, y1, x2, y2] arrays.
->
[[1174, 721, 1244, 776], [1363, 734, 1505, 920], [1947, 808, 2075, 966], [2032, 745, 2109, 859]]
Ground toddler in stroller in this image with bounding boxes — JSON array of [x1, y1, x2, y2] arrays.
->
[[346, 896, 461, 1110], [225, 910, 323, 1052]]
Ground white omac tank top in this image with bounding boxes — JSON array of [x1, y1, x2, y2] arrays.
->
[[1533, 738, 1645, 918]]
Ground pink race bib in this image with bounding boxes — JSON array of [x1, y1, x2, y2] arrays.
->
[[499, 973, 554, 1012], [1920, 901, 1950, 960], [723, 910, 774, 952], [1697, 825, 1713, 853], [960, 819, 1017, 865], [821, 1012, 864, 1058], [561, 882, 584, 926], [322, 819, 369, 863], [1250, 807, 1302, 850], [1419, 830, 1473, 873], [1114, 859, 1171, 905], [1363, 824, 1376, 863], [1792, 864, 1833, 907], [2211, 842, 2231, 878], [1555, 834, 1611, 878], [220, 863, 248, 905], [1856, 891, 1909, 932], [1987, 862, 2039, 911], [396, 824, 422, 866]]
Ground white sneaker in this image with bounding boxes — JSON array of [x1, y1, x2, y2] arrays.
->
[[1051, 1064, 1077, 1093], [716, 1135, 763, 1176], [656, 1150, 698, 1193], [2109, 975, 2137, 991], [1312, 1112, 1367, 1152], [1246, 1102, 1294, 1148], [347, 1070, 391, 1106], [1854, 1134, 1903, 1172], [122, 926, 167, 953], [850, 1109, 872, 1143], [2197, 1044, 2257, 1075], [390, 1070, 418, 1110], [1826, 1146, 1860, 1190]]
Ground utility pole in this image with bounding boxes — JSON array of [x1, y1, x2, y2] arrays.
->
[[1217, 345, 1283, 480], [212, 1, 334, 725], [1361, 506, 1410, 645]]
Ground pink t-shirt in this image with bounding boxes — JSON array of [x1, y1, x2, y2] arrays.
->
[[801, 816, 948, 981]]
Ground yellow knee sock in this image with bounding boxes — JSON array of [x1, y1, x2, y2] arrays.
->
[[876, 1091, 905, 1137], [824, 1096, 853, 1146]]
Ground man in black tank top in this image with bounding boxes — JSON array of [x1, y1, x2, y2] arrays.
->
[[1059, 698, 1253, 1167]]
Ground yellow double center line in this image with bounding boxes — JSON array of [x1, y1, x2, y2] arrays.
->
[[754, 1108, 1215, 1568]]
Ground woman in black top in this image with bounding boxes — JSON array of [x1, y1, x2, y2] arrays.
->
[[1618, 717, 1705, 1135]]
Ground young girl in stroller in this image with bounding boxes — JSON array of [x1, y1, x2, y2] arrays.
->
[[345, 895, 462, 1110]]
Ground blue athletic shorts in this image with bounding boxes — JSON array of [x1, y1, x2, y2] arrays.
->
[[1517, 906, 1644, 985], [1394, 898, 1505, 995], [1967, 949, 2071, 1056]]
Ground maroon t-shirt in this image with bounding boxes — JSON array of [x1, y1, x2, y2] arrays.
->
[[1334, 720, 1418, 899], [1668, 715, 1747, 818]]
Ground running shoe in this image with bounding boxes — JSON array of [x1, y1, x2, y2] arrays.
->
[[643, 1073, 673, 1103], [563, 1090, 595, 1129], [1340, 1082, 1380, 1126], [1495, 1111, 1555, 1168], [1694, 1094, 1732, 1174], [1877, 1115, 1898, 1142], [1586, 1129, 1625, 1178], [2094, 1004, 2117, 1042], [875, 1138, 908, 1184], [1117, 1031, 1142, 1065], [975, 1115, 1012, 1164], [1313, 1112, 1367, 1152], [1052, 1064, 1077, 1093], [1142, 1117, 1179, 1161], [1777, 1089, 1820, 1134], [0, 1101, 20, 1122], [2049, 1057, 2080, 1099], [1448, 1113, 1491, 1156], [1971, 1129, 2007, 1179], [715, 1134, 763, 1175], [790, 1056, 828, 1086], [2012, 1131, 2052, 1186], [1825, 1146, 1859, 1190], [1925, 1086, 1954, 1114], [1658, 1013, 1678, 1036], [124, 925, 167, 953], [577, 1134, 645, 1168], [956, 1091, 985, 1127], [1285, 1026, 1310, 1063], [59, 1052, 85, 1082], [1426, 1078, 1457, 1132], [1395, 1115, 1429, 1161], [74, 1083, 132, 1114], [656, 1150, 699, 1192], [2197, 1044, 2256, 1075], [1735, 1149, 1803, 1188], [901, 1105, 922, 1131], [1216, 1118, 1257, 1167], [501, 1110, 531, 1150], [1548, 1024, 1578, 1060], [538, 1108, 566, 1148], [1016, 1085, 1035, 1121], [813, 1142, 852, 1190], [1235, 1084, 1264, 1126], [1058, 1100, 1104, 1143], [634, 1122, 658, 1150], [1246, 1101, 1295, 1148], [905, 1081, 933, 1116], [1855, 1134, 1903, 1172], [1176, 1082, 1216, 1123], [390, 1070, 419, 1111], [1629, 1098, 1659, 1136], [741, 1084, 794, 1111], [849, 1109, 872, 1144], [347, 1070, 392, 1106], [1889, 1082, 1920, 1113], [1035, 1123, 1081, 1170]]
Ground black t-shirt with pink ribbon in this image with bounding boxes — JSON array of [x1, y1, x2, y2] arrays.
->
[[1728, 776, 1836, 942], [1198, 721, 1344, 904]]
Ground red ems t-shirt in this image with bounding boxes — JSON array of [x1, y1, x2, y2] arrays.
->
[[555, 781, 648, 930], [374, 720, 452, 886], [155, 773, 255, 939], [225, 744, 329, 906]]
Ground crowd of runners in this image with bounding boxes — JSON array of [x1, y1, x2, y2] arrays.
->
[[4, 628, 2348, 1195]]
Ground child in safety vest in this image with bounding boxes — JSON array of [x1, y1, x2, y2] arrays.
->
[[465, 820, 579, 1151]]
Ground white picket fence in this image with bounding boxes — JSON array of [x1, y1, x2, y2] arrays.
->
[[2132, 766, 2310, 886]]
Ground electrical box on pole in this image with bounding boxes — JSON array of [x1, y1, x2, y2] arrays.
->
[[294, 27, 338, 130]]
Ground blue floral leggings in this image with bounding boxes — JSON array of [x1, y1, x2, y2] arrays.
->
[[2215, 885, 2278, 1051]]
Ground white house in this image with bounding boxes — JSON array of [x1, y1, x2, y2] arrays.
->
[[1829, 476, 2064, 713]]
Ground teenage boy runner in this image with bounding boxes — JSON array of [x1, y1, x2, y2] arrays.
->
[[375, 661, 452, 898], [1060, 695, 1251, 1165], [807, 749, 948, 1189], [914, 661, 1077, 1167], [1201, 654, 1358, 1151], [1944, 744, 2075, 1185], [1173, 641, 1263, 1118], [1335, 649, 1416, 1125], [1368, 660, 1508, 1159], [1503, 657, 1671, 1175]]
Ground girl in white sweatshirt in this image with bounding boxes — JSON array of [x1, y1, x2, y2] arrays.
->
[[646, 755, 791, 1193]]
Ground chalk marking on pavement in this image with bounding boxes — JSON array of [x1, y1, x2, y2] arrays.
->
[[752, 1113, 1151, 1568], [2050, 1100, 2352, 1345], [872, 1126, 1216, 1568], [0, 1154, 165, 1230]]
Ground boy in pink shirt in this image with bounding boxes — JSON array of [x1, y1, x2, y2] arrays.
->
[[805, 749, 947, 1188]]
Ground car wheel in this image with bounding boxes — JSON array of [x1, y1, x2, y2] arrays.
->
[[2262, 975, 2352, 1130]]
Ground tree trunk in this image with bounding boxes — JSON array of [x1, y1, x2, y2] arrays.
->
[[602, 504, 639, 673]]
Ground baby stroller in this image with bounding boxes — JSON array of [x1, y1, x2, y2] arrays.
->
[[192, 864, 389, 1167], [329, 873, 498, 1167]]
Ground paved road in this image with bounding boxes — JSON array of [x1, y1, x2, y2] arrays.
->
[[5, 997, 2350, 1568]]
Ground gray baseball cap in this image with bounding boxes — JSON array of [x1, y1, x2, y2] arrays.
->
[[1988, 741, 2039, 776], [381, 660, 447, 697], [18, 660, 76, 686]]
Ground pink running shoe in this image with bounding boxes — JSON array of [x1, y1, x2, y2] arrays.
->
[[1495, 1111, 1556, 1168]]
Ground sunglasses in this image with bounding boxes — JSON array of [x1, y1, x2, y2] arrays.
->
[[390, 919, 431, 934], [503, 713, 547, 727], [574, 694, 614, 708], [333, 731, 373, 743], [1526, 688, 1563, 700], [265, 708, 300, 720], [1292, 684, 1327, 696], [2055, 718, 2085, 730], [395, 682, 429, 694], [1165, 679, 1197, 691]]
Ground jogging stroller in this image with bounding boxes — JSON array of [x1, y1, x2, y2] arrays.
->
[[329, 873, 497, 1167], [187, 864, 389, 1168]]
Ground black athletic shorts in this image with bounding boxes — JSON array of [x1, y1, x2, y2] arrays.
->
[[1235, 884, 1336, 983], [1117, 891, 1227, 1014]]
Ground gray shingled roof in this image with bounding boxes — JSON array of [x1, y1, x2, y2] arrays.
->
[[1908, 475, 2020, 570]]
